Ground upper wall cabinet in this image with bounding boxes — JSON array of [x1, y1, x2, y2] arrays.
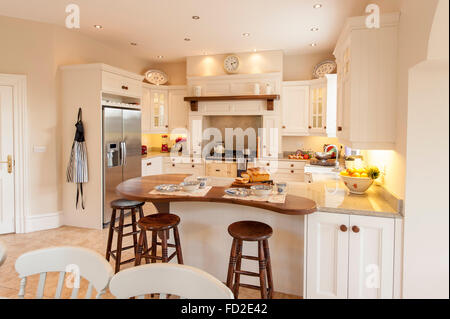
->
[[142, 85, 188, 134], [281, 75, 337, 137], [334, 13, 400, 150]]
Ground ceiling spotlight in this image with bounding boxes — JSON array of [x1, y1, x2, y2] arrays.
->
[[184, 38, 191, 41], [310, 43, 318, 47], [94, 25, 103, 29], [242, 33, 251, 37], [310, 27, 319, 32], [313, 4, 322, 9], [192, 15, 200, 20], [156, 55, 164, 59]]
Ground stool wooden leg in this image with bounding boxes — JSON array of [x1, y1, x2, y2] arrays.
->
[[173, 226, 184, 264], [263, 240, 274, 299], [138, 206, 150, 264], [114, 210, 125, 273], [258, 241, 268, 299], [226, 239, 238, 291], [131, 209, 139, 256], [105, 209, 117, 261], [233, 240, 243, 297], [151, 231, 158, 263], [135, 230, 145, 266], [161, 230, 169, 263]]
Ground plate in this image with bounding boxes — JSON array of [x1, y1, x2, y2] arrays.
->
[[155, 184, 181, 193], [225, 188, 250, 197]]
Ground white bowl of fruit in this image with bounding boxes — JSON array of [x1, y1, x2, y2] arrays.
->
[[339, 167, 380, 194]]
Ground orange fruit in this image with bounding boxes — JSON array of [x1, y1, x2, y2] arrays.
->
[[340, 171, 349, 176], [361, 172, 368, 178], [352, 172, 361, 178]]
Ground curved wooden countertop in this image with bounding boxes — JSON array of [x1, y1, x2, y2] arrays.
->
[[116, 174, 317, 216]]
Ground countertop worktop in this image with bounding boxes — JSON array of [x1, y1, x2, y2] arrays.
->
[[117, 174, 317, 216]]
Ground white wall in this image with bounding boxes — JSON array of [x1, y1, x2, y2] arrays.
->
[[402, 0, 449, 299]]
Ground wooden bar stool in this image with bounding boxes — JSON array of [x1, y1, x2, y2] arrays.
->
[[226, 221, 274, 299], [105, 199, 149, 273], [135, 213, 183, 266]]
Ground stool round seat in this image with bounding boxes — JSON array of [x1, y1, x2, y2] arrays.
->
[[228, 221, 273, 241], [111, 199, 145, 209], [138, 213, 180, 231]]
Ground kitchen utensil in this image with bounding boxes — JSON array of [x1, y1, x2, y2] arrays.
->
[[141, 145, 147, 155], [180, 181, 201, 192], [275, 182, 287, 194], [250, 184, 273, 197], [340, 175, 374, 194], [225, 188, 250, 197], [197, 176, 208, 189]]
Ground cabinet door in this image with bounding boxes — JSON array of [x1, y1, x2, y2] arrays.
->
[[169, 89, 189, 131], [281, 85, 309, 136], [141, 87, 151, 133], [309, 84, 327, 135], [189, 115, 203, 157], [306, 212, 350, 299], [348, 215, 394, 299], [262, 116, 280, 158], [150, 90, 168, 133]]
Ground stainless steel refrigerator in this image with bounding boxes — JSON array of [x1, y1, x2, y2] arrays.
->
[[103, 106, 141, 226]]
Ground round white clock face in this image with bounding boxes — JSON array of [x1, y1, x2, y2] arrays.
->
[[224, 55, 240, 73]]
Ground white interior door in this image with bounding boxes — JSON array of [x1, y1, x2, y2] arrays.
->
[[0, 86, 15, 234]]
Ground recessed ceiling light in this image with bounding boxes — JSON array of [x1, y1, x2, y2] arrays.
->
[[310, 27, 319, 32], [184, 38, 191, 41], [156, 55, 164, 59], [130, 42, 137, 46], [253, 49, 257, 52], [93, 25, 103, 29], [242, 33, 251, 37], [310, 43, 318, 47], [192, 16, 200, 20], [313, 4, 322, 9]]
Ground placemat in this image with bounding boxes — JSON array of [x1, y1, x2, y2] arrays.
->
[[149, 186, 212, 197], [223, 192, 286, 204]]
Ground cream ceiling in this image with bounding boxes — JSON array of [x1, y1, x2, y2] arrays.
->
[[0, 0, 369, 62]]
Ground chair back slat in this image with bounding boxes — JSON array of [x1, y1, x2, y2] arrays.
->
[[36, 272, 47, 299], [0, 241, 7, 267], [110, 263, 234, 299], [18, 277, 27, 299], [55, 271, 65, 299], [70, 287, 80, 299], [15, 247, 113, 299], [85, 282, 93, 299]]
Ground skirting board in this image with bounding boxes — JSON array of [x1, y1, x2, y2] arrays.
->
[[25, 212, 63, 233]]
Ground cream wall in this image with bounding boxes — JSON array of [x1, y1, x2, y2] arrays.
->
[[151, 61, 187, 85], [187, 50, 283, 77], [283, 52, 335, 81], [0, 15, 152, 218]]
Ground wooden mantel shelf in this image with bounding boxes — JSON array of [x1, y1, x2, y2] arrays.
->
[[184, 95, 280, 111]]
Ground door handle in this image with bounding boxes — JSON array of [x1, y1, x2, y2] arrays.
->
[[120, 142, 127, 166], [0, 155, 12, 174]]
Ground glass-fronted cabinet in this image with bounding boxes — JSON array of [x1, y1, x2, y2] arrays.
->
[[309, 82, 327, 135], [150, 89, 168, 133]]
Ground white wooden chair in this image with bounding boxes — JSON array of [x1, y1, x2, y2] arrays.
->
[[0, 241, 6, 267], [109, 263, 234, 299], [15, 246, 114, 299]]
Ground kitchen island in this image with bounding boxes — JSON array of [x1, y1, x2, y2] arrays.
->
[[117, 174, 316, 296]]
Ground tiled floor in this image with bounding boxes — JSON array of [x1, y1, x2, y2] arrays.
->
[[0, 207, 300, 299]]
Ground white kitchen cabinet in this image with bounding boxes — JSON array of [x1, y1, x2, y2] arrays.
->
[[262, 116, 280, 158], [142, 157, 163, 176], [189, 115, 203, 157], [168, 87, 189, 131], [150, 89, 169, 133], [305, 212, 395, 299], [102, 70, 143, 98], [255, 160, 306, 182], [141, 87, 151, 132], [309, 81, 327, 135], [334, 13, 399, 149], [206, 162, 237, 178], [281, 83, 309, 136]]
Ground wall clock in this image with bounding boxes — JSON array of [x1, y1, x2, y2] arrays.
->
[[313, 60, 337, 79], [224, 55, 240, 74], [145, 69, 168, 85]]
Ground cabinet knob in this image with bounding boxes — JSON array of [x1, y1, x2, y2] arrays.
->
[[338, 126, 343, 132], [192, 165, 195, 168], [147, 162, 152, 166], [340, 225, 348, 232], [291, 170, 294, 174], [290, 164, 294, 168], [172, 164, 175, 167], [324, 126, 327, 129], [308, 126, 312, 129], [121, 85, 129, 90], [352, 226, 360, 233], [266, 163, 270, 166], [165, 125, 169, 128], [282, 125, 286, 129]]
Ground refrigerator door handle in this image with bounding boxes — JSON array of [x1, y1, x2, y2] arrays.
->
[[120, 141, 127, 166]]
